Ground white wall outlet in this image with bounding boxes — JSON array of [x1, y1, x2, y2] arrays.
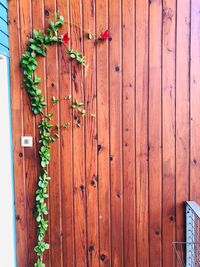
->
[[21, 136, 33, 147]]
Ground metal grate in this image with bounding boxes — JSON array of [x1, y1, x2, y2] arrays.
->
[[173, 201, 200, 267]]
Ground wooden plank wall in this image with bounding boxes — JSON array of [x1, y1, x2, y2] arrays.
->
[[8, 0, 200, 266]]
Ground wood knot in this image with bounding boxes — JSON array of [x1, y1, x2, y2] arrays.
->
[[100, 254, 106, 261], [155, 229, 160, 235], [89, 245, 94, 252], [16, 215, 20, 221], [19, 152, 23, 158], [163, 8, 174, 20], [193, 159, 197, 165], [110, 155, 113, 161], [115, 66, 120, 72], [80, 184, 85, 191], [117, 193, 121, 198], [45, 9, 50, 17], [91, 180, 96, 187], [169, 215, 175, 222], [98, 144, 102, 152], [91, 176, 98, 187]]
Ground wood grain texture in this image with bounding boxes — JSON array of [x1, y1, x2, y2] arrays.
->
[[162, 0, 176, 266], [82, 1, 99, 266], [108, 0, 123, 266], [122, 0, 136, 266], [70, 0, 87, 266], [8, 0, 28, 266], [149, 1, 162, 266], [19, 0, 38, 265], [57, 0, 75, 266], [176, 0, 190, 246], [44, 1, 63, 266], [135, 0, 149, 266], [9, 0, 200, 266], [190, 0, 200, 203], [96, 0, 111, 266]]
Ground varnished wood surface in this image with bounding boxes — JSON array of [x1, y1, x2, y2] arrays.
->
[[8, 0, 200, 266]]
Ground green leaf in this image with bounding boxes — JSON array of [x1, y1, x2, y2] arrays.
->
[[41, 161, 47, 168], [49, 20, 55, 31], [52, 96, 59, 104], [62, 123, 68, 128], [70, 54, 76, 59], [45, 243, 50, 249], [34, 74, 41, 84], [36, 215, 41, 222], [58, 16, 64, 24], [33, 29, 39, 38], [88, 33, 93, 40], [35, 88, 41, 95], [78, 102, 84, 106], [52, 36, 58, 42], [53, 133, 59, 138], [46, 113, 53, 118], [34, 258, 45, 267], [30, 44, 37, 50]]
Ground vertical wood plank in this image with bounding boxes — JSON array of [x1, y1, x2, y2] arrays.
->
[[18, 0, 38, 265], [190, 0, 200, 203], [135, 0, 149, 266], [96, 0, 111, 266], [8, 1, 28, 266], [57, 0, 75, 266], [122, 0, 136, 266], [32, 1, 51, 265], [108, 0, 123, 266], [69, 0, 87, 266], [44, 2, 63, 266], [82, 0, 99, 266], [162, 0, 176, 266], [176, 0, 190, 246], [149, 0, 162, 266]]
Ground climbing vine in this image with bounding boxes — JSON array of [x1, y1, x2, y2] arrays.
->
[[20, 13, 111, 267]]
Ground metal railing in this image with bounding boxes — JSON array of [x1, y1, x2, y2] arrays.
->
[[186, 201, 200, 266], [173, 201, 200, 267]]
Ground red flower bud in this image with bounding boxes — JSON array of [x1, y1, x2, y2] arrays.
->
[[62, 33, 70, 45], [99, 30, 111, 40]]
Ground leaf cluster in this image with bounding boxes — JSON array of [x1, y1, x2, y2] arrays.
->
[[34, 118, 56, 264], [20, 15, 64, 115], [66, 49, 86, 66], [19, 13, 95, 267]]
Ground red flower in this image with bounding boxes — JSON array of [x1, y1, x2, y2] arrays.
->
[[99, 30, 111, 40], [62, 33, 70, 45]]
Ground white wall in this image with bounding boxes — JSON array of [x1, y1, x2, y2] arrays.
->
[[0, 54, 16, 267]]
